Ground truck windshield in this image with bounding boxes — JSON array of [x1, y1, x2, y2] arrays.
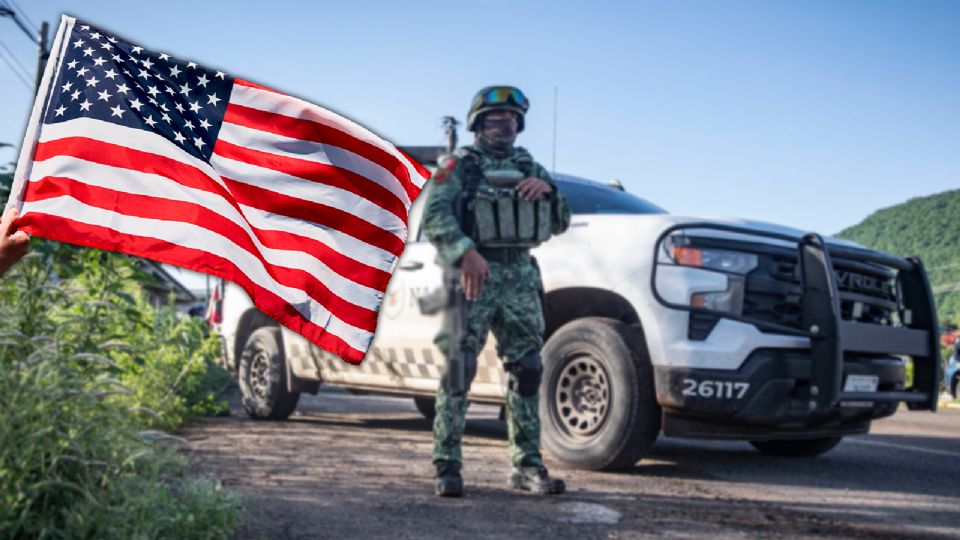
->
[[554, 175, 667, 215]]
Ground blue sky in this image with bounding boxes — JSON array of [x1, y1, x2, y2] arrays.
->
[[1, 0, 957, 235]]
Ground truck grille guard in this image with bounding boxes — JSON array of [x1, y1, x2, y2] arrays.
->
[[651, 222, 941, 412]]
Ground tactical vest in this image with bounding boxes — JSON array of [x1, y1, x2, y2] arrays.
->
[[454, 147, 556, 249]]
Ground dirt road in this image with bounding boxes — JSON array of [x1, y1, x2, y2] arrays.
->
[[184, 388, 960, 539]]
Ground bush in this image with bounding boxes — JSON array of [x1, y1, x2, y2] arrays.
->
[[0, 240, 241, 538], [4, 243, 232, 428]]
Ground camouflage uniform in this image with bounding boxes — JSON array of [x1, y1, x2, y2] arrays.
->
[[423, 144, 571, 469]]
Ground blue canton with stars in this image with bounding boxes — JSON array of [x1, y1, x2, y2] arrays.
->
[[44, 21, 234, 162]]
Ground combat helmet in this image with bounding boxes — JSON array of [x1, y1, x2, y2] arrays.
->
[[467, 86, 530, 133]]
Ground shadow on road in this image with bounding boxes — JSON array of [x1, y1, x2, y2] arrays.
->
[[641, 435, 960, 499]]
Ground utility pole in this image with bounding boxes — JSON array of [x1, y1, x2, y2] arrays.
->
[[35, 20, 48, 93]]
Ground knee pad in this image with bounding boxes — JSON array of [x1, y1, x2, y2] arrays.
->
[[441, 350, 478, 395], [506, 351, 542, 397]]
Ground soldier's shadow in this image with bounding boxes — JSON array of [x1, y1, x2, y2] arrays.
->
[[290, 413, 510, 442], [463, 417, 509, 439]]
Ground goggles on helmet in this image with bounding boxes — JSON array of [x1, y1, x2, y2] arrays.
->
[[473, 86, 529, 113]]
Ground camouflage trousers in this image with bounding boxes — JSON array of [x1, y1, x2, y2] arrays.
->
[[433, 388, 542, 467], [432, 260, 545, 468]]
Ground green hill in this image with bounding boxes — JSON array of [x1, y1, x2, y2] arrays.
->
[[837, 189, 960, 326]]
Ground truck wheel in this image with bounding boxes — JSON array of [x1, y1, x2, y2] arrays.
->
[[238, 327, 300, 420], [540, 317, 660, 471], [749, 436, 842, 457], [952, 376, 959, 399], [414, 396, 436, 420]]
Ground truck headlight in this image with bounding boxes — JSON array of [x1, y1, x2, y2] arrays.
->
[[660, 236, 756, 315], [691, 276, 746, 315], [671, 246, 759, 275]]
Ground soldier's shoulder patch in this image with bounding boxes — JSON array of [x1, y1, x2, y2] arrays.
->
[[433, 154, 457, 183]]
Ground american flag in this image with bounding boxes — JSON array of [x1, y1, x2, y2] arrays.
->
[[8, 16, 430, 364], [205, 280, 223, 326]]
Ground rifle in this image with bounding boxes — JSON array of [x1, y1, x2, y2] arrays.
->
[[418, 264, 471, 394], [416, 148, 477, 395]]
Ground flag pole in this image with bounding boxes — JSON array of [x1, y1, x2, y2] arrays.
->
[[7, 15, 74, 212]]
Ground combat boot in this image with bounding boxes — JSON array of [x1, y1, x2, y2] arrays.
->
[[508, 464, 565, 495], [434, 460, 463, 497]]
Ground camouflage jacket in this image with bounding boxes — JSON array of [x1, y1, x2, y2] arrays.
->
[[422, 144, 571, 266]]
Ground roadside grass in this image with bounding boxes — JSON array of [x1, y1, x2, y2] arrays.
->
[[0, 241, 241, 539]]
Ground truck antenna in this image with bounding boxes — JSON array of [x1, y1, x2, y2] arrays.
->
[[552, 86, 558, 175]]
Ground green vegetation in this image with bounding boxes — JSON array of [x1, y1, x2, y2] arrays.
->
[[0, 173, 240, 538], [838, 188, 960, 325]]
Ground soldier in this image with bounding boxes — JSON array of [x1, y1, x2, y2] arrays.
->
[[422, 86, 571, 497]]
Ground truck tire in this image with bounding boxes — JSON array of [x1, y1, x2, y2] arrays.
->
[[238, 327, 300, 420], [952, 375, 959, 400], [414, 396, 436, 420], [749, 436, 842, 457], [540, 317, 660, 471]]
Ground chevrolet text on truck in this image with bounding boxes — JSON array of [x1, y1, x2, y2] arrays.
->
[[216, 151, 940, 470]]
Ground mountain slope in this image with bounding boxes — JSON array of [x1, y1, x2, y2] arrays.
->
[[837, 189, 960, 325]]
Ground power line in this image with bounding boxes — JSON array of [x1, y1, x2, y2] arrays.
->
[[0, 35, 31, 81], [0, 46, 31, 90], [2, 0, 37, 34], [0, 2, 38, 45]]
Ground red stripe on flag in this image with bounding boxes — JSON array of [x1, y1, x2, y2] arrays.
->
[[222, 176, 405, 256], [23, 177, 382, 332], [222, 102, 422, 202], [213, 138, 408, 222], [17, 211, 368, 363]]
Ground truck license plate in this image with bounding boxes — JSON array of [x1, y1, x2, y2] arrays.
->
[[841, 374, 879, 408]]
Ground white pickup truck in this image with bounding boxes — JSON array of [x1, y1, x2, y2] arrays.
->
[[216, 166, 940, 471]]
